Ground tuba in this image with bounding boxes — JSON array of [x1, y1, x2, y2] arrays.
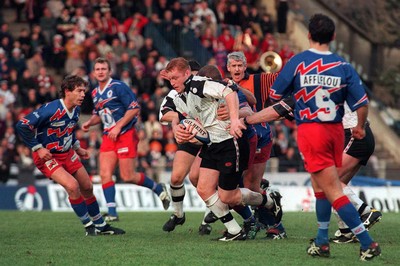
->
[[259, 51, 283, 73]]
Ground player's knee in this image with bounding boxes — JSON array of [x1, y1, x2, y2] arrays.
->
[[80, 184, 94, 197], [196, 184, 213, 200], [170, 173, 185, 185], [64, 181, 80, 197]]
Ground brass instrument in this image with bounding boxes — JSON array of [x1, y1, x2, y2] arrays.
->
[[259, 51, 283, 73]]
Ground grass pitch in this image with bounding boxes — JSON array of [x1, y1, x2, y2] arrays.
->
[[0, 211, 397, 265]]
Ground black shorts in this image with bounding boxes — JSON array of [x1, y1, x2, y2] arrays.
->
[[200, 137, 249, 190], [344, 124, 375, 165], [177, 142, 202, 156]]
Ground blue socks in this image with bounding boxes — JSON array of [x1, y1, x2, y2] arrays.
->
[[102, 181, 117, 216], [333, 196, 373, 249], [69, 196, 91, 225], [314, 192, 331, 245]]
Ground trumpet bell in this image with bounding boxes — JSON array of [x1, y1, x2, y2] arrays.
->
[[260, 51, 283, 73]]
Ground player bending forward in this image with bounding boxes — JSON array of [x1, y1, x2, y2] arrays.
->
[[17, 75, 125, 236]]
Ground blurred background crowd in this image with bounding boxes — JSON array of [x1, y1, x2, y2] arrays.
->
[[1, 0, 396, 185]]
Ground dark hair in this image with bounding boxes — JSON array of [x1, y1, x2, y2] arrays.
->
[[197, 65, 222, 81], [188, 60, 201, 71], [93, 57, 111, 71], [60, 75, 88, 98], [308, 14, 335, 44]]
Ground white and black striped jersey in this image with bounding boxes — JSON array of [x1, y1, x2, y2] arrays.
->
[[176, 75, 238, 143], [159, 89, 189, 125], [342, 102, 358, 129]]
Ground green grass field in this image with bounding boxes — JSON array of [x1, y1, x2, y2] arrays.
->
[[0, 211, 397, 265]]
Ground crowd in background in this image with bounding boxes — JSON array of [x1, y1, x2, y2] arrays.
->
[[0, 0, 307, 185]]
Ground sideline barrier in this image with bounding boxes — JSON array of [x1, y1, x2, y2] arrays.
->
[[1, 183, 399, 213]]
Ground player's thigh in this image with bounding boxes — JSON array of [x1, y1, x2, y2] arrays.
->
[[99, 151, 118, 180], [171, 150, 196, 183], [118, 157, 137, 180], [311, 165, 344, 202], [196, 167, 219, 200], [337, 153, 361, 184], [51, 167, 80, 197]]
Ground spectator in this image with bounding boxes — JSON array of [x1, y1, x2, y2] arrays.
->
[[125, 39, 140, 58], [0, 80, 16, 108], [144, 112, 163, 141], [26, 88, 39, 108], [155, 55, 169, 72], [0, 144, 12, 183], [0, 23, 15, 46], [89, 10, 104, 34], [171, 1, 184, 23], [136, 128, 151, 176], [278, 43, 295, 66], [217, 27, 235, 53], [214, 0, 227, 24], [56, 8, 74, 38], [260, 33, 279, 52], [259, 13, 275, 34], [112, 0, 132, 23], [120, 69, 132, 87], [96, 38, 113, 58], [8, 48, 27, 78], [65, 49, 85, 74], [40, 7, 57, 45], [17, 28, 32, 57], [46, 34, 66, 73], [19, 69, 37, 104], [278, 146, 302, 172], [116, 52, 131, 76], [124, 12, 149, 36], [72, 7, 89, 32], [248, 7, 262, 37], [102, 10, 119, 43], [34, 66, 53, 89], [26, 51, 44, 77], [163, 130, 177, 171], [29, 25, 46, 54], [46, 0, 65, 19], [139, 37, 159, 62], [9, 83, 24, 109], [224, 3, 241, 28]]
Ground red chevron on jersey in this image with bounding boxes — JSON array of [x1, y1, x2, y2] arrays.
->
[[95, 97, 116, 110], [300, 105, 340, 120], [295, 59, 342, 75], [50, 109, 66, 121], [45, 142, 64, 152], [269, 87, 283, 101], [47, 125, 75, 138], [129, 101, 139, 108], [91, 88, 98, 98], [353, 94, 369, 107], [295, 86, 322, 102]]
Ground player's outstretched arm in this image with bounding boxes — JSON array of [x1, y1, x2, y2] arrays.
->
[[81, 115, 101, 132], [243, 97, 294, 125]]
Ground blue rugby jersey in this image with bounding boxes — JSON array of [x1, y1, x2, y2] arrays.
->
[[17, 99, 80, 153], [270, 48, 369, 125], [91, 78, 139, 135]]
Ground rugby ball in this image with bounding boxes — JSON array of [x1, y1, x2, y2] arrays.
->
[[180, 118, 210, 144]]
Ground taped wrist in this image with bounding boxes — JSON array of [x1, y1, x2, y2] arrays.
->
[[272, 97, 295, 120]]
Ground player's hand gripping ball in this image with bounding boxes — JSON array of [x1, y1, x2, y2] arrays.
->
[[180, 118, 210, 144]]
